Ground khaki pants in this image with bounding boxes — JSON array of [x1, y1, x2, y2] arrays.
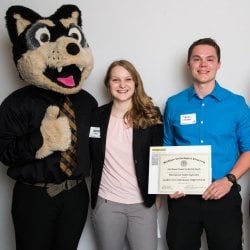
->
[[92, 196, 158, 250]]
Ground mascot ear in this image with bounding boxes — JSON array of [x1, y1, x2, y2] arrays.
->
[[50, 5, 82, 27], [5, 5, 82, 45], [5, 5, 41, 44]]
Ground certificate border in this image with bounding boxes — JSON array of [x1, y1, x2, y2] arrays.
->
[[148, 145, 212, 194]]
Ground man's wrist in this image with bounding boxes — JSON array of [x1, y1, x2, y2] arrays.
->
[[225, 173, 237, 185]]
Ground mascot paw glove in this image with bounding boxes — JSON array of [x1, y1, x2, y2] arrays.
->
[[36, 106, 71, 159]]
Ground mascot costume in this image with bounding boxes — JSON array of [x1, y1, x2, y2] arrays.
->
[[0, 5, 97, 250]]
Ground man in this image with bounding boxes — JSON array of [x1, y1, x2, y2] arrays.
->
[[163, 37, 250, 250]]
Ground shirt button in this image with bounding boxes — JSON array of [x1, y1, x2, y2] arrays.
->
[[200, 140, 204, 143], [134, 160, 138, 164], [200, 121, 204, 124], [202, 103, 205, 107]]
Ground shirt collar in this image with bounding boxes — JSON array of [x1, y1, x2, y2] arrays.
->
[[188, 81, 224, 102]]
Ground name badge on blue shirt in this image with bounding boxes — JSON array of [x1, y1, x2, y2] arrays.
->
[[180, 113, 196, 125]]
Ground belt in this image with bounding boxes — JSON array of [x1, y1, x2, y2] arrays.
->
[[23, 179, 82, 197]]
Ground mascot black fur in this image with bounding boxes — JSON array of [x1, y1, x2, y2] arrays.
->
[[0, 5, 97, 250]]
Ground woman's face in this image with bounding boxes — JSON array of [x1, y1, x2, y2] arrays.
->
[[108, 65, 135, 103]]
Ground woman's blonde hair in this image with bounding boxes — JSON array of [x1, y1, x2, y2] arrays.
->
[[104, 60, 162, 128]]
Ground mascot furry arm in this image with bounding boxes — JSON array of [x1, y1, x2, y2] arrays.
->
[[0, 5, 97, 179]]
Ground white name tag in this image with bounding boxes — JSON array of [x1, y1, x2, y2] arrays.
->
[[180, 113, 196, 125], [89, 126, 100, 138]]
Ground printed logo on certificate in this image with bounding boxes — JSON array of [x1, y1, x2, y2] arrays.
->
[[148, 146, 211, 195]]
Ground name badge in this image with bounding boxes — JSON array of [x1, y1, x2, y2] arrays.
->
[[89, 126, 100, 138], [180, 113, 196, 125]]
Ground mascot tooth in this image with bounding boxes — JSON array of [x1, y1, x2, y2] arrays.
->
[[0, 5, 97, 250]]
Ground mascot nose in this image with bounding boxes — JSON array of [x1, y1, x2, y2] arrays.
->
[[66, 43, 80, 55]]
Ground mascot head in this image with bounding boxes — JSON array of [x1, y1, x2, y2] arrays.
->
[[5, 5, 93, 94]]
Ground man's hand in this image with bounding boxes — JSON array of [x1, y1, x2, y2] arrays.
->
[[202, 178, 233, 200], [169, 191, 186, 199]]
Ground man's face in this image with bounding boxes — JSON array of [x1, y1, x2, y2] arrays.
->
[[188, 44, 221, 85]]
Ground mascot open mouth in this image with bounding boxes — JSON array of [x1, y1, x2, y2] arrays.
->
[[44, 64, 82, 88]]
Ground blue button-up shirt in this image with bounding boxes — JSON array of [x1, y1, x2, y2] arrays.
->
[[163, 82, 250, 179]]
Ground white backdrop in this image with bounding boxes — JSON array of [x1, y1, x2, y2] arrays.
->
[[1, 0, 250, 249]]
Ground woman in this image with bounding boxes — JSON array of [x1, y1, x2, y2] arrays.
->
[[90, 60, 163, 250]]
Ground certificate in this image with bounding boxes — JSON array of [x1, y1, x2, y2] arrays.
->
[[148, 145, 211, 195]]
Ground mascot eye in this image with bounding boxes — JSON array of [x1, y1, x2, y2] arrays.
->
[[35, 27, 51, 45], [68, 27, 82, 43]]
